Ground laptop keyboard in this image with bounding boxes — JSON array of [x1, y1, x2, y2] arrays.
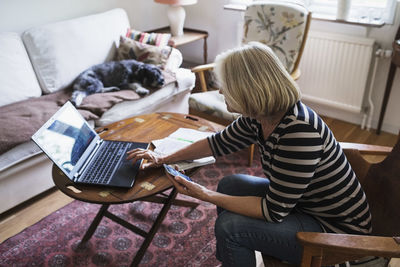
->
[[80, 141, 130, 184]]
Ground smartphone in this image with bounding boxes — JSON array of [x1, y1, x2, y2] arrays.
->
[[163, 164, 192, 181]]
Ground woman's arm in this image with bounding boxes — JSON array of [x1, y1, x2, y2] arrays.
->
[[206, 190, 264, 219], [168, 175, 264, 219], [126, 138, 213, 169], [208, 117, 257, 157]]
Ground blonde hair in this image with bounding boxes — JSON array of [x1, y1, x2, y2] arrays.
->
[[214, 42, 300, 117]]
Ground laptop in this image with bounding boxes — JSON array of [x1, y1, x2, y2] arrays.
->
[[31, 101, 148, 188]]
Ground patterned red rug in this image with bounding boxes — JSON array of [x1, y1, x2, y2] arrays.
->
[[0, 150, 262, 267]]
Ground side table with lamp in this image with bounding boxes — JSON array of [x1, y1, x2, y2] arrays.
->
[[150, 26, 208, 64], [153, 0, 209, 64], [154, 0, 198, 37]]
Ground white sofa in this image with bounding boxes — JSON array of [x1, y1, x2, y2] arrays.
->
[[0, 8, 195, 214]]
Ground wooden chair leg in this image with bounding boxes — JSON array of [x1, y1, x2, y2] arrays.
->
[[300, 246, 323, 267], [261, 253, 297, 266], [198, 71, 208, 92], [248, 144, 254, 167]]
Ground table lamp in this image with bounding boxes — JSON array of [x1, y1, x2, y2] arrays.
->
[[154, 0, 198, 36]]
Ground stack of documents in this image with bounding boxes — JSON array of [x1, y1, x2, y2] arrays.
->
[[152, 128, 216, 170]]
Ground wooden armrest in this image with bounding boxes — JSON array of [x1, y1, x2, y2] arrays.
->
[[297, 232, 400, 258], [291, 68, 301, 81], [340, 142, 392, 155], [191, 62, 215, 73], [190, 63, 216, 92]]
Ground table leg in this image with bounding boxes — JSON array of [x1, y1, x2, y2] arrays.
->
[[75, 189, 187, 266], [144, 194, 199, 209], [80, 204, 109, 244], [130, 188, 178, 267], [171, 198, 199, 208], [203, 37, 208, 64]]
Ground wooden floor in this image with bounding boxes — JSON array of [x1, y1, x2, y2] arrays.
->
[[0, 188, 74, 243], [0, 117, 398, 244], [322, 116, 397, 147]]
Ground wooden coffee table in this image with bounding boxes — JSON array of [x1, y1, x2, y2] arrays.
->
[[52, 112, 223, 267]]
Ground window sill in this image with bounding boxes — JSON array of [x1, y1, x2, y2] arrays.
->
[[312, 13, 385, 28], [223, 4, 385, 28]]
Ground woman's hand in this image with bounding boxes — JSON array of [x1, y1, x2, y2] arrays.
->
[[126, 148, 165, 169], [165, 168, 210, 201]]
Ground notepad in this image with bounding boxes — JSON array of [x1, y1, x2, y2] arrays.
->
[[152, 128, 216, 170]]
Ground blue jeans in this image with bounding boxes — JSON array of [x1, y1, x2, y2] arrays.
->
[[214, 174, 323, 267]]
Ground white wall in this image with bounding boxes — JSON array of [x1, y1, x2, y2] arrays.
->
[[0, 0, 399, 134], [0, 0, 167, 33]]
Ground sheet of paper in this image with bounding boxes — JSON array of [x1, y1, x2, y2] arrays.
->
[[169, 128, 213, 141], [153, 137, 191, 155], [152, 128, 214, 154], [151, 128, 216, 170]]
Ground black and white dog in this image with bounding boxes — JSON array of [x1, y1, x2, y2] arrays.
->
[[70, 59, 165, 106]]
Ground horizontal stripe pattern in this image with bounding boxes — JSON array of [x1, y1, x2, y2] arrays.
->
[[208, 101, 371, 235]]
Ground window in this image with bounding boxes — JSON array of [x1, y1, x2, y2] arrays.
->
[[308, 0, 397, 24], [228, 0, 398, 24]]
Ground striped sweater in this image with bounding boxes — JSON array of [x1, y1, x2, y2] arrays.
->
[[207, 101, 372, 235]]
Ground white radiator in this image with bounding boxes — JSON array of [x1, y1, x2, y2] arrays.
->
[[298, 31, 375, 114]]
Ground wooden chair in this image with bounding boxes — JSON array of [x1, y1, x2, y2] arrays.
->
[[260, 133, 400, 266], [295, 132, 400, 266], [189, 1, 311, 166]]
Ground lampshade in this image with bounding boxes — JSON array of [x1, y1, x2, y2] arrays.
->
[[154, 0, 198, 36], [155, 0, 197, 5]]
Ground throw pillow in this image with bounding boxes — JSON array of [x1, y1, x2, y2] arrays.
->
[[126, 29, 171, 47], [117, 36, 172, 69]]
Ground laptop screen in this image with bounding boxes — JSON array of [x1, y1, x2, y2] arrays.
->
[[33, 103, 96, 176]]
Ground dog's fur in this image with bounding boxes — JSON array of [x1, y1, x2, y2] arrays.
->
[[70, 59, 165, 106]]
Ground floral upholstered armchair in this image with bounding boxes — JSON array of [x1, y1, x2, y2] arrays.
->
[[188, 1, 311, 167], [243, 2, 310, 77]]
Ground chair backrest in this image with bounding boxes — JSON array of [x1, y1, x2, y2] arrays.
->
[[343, 134, 400, 237], [242, 1, 311, 74]]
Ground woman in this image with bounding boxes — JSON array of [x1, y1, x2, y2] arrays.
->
[[126, 42, 371, 266]]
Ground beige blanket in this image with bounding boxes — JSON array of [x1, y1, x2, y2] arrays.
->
[[0, 89, 142, 154], [0, 69, 177, 154]]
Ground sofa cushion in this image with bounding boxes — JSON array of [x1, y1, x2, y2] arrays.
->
[[0, 32, 42, 107], [165, 47, 183, 71], [117, 36, 172, 68], [189, 90, 240, 121], [22, 8, 130, 94], [126, 29, 171, 47], [117, 36, 182, 71]]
